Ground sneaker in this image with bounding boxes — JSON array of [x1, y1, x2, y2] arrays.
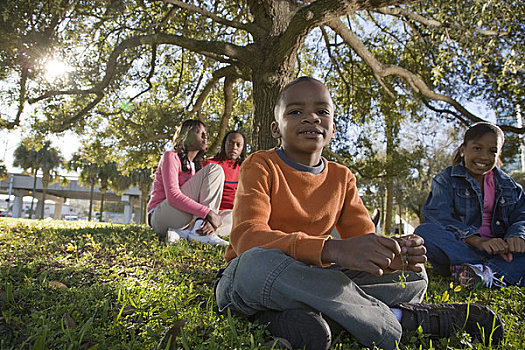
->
[[397, 302, 504, 345], [256, 309, 332, 350], [166, 227, 192, 244], [166, 228, 181, 243], [186, 231, 229, 247], [450, 264, 506, 289]]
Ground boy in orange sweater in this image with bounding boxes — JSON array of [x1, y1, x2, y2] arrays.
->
[[214, 77, 503, 350]]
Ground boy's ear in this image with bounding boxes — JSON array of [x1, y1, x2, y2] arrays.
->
[[331, 122, 336, 140], [271, 121, 281, 139]]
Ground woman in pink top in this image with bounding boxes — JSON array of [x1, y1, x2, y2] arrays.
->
[[147, 119, 225, 243]]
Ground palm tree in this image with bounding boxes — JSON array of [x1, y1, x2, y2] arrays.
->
[[13, 140, 40, 218], [13, 140, 63, 219], [36, 141, 63, 219]]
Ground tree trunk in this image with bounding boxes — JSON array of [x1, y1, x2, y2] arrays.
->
[[140, 189, 148, 225], [40, 186, 47, 219], [248, 1, 302, 151], [88, 181, 95, 221], [398, 203, 403, 236], [208, 76, 235, 154], [139, 183, 150, 225], [384, 180, 393, 235], [99, 191, 105, 222], [251, 71, 294, 150], [29, 168, 38, 219]]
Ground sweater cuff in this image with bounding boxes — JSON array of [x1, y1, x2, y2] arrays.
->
[[199, 207, 211, 219], [295, 236, 330, 267]]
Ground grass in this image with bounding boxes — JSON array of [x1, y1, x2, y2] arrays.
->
[[0, 218, 524, 349]]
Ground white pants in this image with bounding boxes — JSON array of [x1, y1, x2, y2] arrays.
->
[[151, 163, 224, 237]]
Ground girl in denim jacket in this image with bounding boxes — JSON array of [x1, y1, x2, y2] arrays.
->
[[415, 122, 525, 288]]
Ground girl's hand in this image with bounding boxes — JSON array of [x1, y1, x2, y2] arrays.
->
[[479, 238, 508, 255], [198, 220, 216, 236], [205, 211, 223, 231], [506, 236, 525, 254]]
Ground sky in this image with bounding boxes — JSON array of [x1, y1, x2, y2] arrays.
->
[[1, 128, 82, 176]]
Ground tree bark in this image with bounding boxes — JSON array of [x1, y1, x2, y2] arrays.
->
[[88, 182, 94, 221], [251, 70, 295, 150], [40, 173, 49, 219], [209, 76, 235, 153], [29, 168, 38, 219], [100, 191, 106, 222], [384, 180, 393, 235]]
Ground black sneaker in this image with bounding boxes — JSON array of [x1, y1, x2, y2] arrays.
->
[[256, 309, 332, 350], [397, 302, 504, 345]]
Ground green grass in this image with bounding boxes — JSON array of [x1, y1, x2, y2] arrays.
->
[[0, 218, 523, 349]]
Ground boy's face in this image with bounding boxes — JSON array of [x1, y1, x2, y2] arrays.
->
[[271, 80, 335, 166]]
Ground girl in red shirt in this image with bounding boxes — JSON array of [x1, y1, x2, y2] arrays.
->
[[203, 131, 246, 236]]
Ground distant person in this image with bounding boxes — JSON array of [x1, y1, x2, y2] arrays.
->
[[147, 119, 228, 246], [214, 77, 503, 350], [203, 131, 246, 236], [416, 122, 525, 288]]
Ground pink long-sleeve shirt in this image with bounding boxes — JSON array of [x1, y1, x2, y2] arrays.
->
[[147, 150, 210, 219]]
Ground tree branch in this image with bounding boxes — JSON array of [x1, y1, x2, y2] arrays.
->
[[275, 0, 419, 63], [25, 33, 250, 129], [56, 92, 105, 132], [164, 0, 256, 34], [30, 33, 249, 103], [374, 6, 510, 36], [326, 19, 525, 133], [130, 44, 157, 102], [188, 65, 242, 120], [320, 26, 350, 93], [209, 76, 235, 154]]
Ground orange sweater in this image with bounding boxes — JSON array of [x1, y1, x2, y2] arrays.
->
[[225, 149, 375, 266]]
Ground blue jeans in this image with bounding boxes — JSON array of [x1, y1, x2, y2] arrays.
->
[[416, 223, 525, 286], [215, 247, 428, 350]]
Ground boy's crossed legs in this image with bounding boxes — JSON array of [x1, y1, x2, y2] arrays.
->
[[215, 247, 427, 349]]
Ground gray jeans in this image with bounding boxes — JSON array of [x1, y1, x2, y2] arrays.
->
[[215, 247, 428, 349]]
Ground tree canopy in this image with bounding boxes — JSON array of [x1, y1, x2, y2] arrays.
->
[[1, 0, 523, 157]]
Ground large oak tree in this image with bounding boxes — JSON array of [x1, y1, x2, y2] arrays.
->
[[0, 0, 523, 152]]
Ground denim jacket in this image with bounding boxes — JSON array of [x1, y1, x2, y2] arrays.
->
[[422, 163, 525, 240]]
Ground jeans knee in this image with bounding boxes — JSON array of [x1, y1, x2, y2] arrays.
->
[[415, 223, 447, 246]]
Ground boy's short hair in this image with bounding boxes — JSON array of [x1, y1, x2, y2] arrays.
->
[[273, 76, 329, 119]]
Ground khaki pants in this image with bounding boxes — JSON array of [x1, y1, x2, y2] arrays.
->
[[216, 209, 233, 237], [151, 163, 224, 237]]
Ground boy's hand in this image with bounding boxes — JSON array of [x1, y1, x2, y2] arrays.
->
[[388, 235, 426, 273], [322, 233, 402, 276]]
